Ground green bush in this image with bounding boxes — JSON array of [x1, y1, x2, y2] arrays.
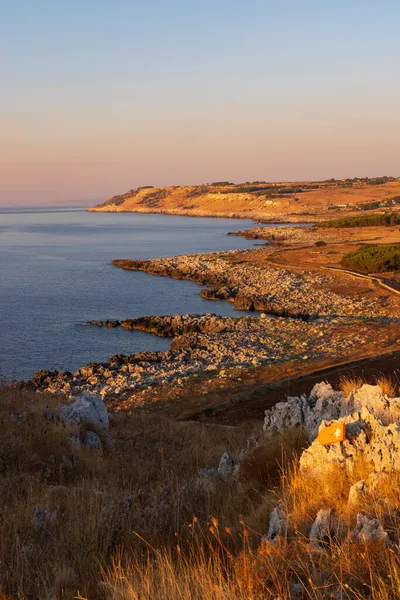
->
[[341, 244, 400, 274], [314, 240, 327, 247], [317, 213, 400, 228]]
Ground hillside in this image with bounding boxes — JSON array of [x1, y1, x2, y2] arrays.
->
[[89, 177, 400, 222], [4, 376, 400, 599]]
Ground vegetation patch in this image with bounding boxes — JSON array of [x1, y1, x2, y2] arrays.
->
[[341, 244, 400, 274], [318, 213, 400, 228]]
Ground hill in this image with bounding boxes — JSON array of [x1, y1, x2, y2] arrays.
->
[[89, 177, 400, 222]]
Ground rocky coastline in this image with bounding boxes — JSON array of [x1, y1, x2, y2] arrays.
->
[[112, 248, 393, 319], [228, 224, 352, 244], [28, 313, 379, 403], [26, 242, 400, 405]]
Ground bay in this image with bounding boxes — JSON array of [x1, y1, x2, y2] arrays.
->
[[0, 207, 260, 380]]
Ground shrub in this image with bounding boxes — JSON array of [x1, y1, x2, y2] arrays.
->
[[314, 240, 327, 247], [317, 213, 400, 228], [341, 244, 400, 274]]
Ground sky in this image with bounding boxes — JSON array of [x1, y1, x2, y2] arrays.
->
[[1, 0, 399, 206]]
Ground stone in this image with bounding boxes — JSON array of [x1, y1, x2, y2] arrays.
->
[[265, 504, 289, 541], [349, 384, 400, 424], [263, 382, 345, 442], [86, 431, 103, 451], [348, 480, 367, 507], [300, 406, 400, 475], [217, 452, 236, 481], [309, 508, 347, 550], [353, 513, 393, 546], [60, 391, 109, 429]]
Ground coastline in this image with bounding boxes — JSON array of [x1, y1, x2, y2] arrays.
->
[[88, 178, 400, 224], [28, 225, 400, 418], [88, 204, 296, 223]]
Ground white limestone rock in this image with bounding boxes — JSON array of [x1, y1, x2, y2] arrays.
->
[[348, 480, 367, 507], [265, 504, 289, 541], [300, 405, 400, 475], [60, 391, 109, 429], [309, 508, 347, 551], [263, 382, 345, 442], [349, 384, 400, 424], [353, 513, 393, 546]]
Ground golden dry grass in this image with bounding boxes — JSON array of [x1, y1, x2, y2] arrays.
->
[[2, 383, 400, 599], [99, 535, 400, 600], [339, 375, 365, 397], [374, 375, 399, 397], [100, 459, 400, 600], [339, 375, 399, 399], [0, 385, 274, 599]]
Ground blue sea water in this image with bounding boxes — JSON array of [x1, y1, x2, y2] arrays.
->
[[0, 207, 259, 380]]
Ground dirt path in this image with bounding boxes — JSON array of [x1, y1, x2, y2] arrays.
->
[[322, 266, 400, 297]]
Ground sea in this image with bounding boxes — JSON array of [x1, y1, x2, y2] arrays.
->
[[0, 207, 262, 381]]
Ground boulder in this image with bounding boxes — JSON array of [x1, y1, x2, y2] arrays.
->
[[300, 405, 400, 475], [60, 391, 109, 429], [265, 383, 400, 446], [349, 384, 400, 424]]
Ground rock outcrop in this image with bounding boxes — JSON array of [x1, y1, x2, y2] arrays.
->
[[60, 391, 109, 429], [60, 392, 111, 452], [263, 382, 399, 555], [263, 382, 345, 441], [299, 405, 400, 475]]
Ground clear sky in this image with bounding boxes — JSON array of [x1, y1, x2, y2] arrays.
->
[[1, 0, 399, 205]]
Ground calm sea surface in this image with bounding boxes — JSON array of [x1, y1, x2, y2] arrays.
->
[[0, 207, 260, 380]]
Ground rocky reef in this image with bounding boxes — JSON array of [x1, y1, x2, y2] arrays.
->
[[85, 314, 239, 337]]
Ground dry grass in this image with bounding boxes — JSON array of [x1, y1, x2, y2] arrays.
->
[[0, 385, 278, 599], [339, 375, 365, 397], [100, 459, 400, 600], [374, 374, 399, 397], [99, 537, 400, 600], [2, 383, 400, 599], [339, 374, 399, 398]]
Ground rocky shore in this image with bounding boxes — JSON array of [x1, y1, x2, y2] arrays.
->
[[26, 243, 399, 404], [228, 225, 353, 245], [27, 314, 374, 403], [112, 248, 393, 319]]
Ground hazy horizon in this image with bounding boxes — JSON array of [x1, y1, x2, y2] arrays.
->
[[2, 0, 400, 206]]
